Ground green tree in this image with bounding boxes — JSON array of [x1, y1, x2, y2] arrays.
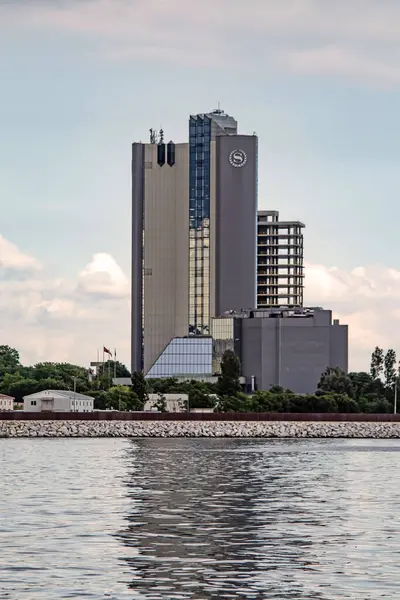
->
[[33, 362, 91, 392], [317, 367, 354, 397], [370, 346, 384, 380], [348, 371, 383, 400], [107, 386, 142, 411], [216, 394, 252, 412], [384, 349, 397, 389], [87, 390, 109, 410], [131, 371, 148, 404], [188, 387, 216, 410], [0, 373, 40, 401], [97, 360, 131, 379], [217, 350, 241, 397], [151, 394, 167, 412], [147, 377, 179, 394], [0, 345, 20, 374]]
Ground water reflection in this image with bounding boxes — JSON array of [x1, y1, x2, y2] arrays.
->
[[117, 438, 400, 599], [2, 438, 400, 599]]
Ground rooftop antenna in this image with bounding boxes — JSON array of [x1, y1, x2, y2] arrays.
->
[[149, 128, 157, 144], [159, 128, 164, 144]]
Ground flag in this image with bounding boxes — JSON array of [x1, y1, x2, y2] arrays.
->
[[103, 346, 112, 356]]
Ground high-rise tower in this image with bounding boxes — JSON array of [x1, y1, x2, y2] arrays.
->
[[131, 111, 258, 376], [257, 210, 304, 308]]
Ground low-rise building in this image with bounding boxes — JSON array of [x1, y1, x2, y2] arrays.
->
[[0, 394, 14, 411], [139, 307, 348, 395], [23, 389, 94, 412], [144, 393, 188, 412], [214, 307, 348, 394]]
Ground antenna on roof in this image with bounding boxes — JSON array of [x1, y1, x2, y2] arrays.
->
[[149, 128, 157, 144]]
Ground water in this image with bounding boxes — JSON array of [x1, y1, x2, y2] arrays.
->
[[1, 438, 400, 599]]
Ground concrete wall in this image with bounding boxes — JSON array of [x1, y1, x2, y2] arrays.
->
[[131, 143, 145, 373], [240, 311, 348, 394], [215, 135, 258, 315], [142, 143, 189, 374], [131, 142, 190, 375]]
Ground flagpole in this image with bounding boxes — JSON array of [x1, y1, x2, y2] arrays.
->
[[114, 348, 117, 381], [102, 347, 105, 389]]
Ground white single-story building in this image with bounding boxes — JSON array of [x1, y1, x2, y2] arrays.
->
[[0, 394, 14, 411], [144, 393, 188, 412], [23, 389, 94, 412]]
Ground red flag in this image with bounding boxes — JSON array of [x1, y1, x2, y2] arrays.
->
[[103, 346, 112, 355]]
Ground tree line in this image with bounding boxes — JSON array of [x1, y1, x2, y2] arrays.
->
[[0, 344, 399, 413]]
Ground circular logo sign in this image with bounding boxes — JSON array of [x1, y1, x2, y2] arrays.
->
[[229, 149, 247, 168]]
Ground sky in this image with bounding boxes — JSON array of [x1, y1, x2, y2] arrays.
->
[[1, 0, 400, 372]]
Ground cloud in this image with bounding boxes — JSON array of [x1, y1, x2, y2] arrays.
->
[[305, 262, 400, 370], [78, 252, 129, 298], [281, 45, 400, 85], [1, 234, 400, 373], [0, 237, 130, 368], [0, 235, 41, 271], [3, 0, 400, 83]]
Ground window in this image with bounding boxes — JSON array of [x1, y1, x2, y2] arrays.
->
[[31, 400, 37, 406]]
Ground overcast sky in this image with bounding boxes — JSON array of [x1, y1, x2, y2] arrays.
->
[[1, 0, 400, 371]]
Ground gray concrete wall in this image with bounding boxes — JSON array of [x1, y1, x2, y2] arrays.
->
[[330, 323, 349, 372], [215, 135, 258, 315], [142, 143, 189, 374], [240, 311, 349, 394], [131, 143, 145, 373]]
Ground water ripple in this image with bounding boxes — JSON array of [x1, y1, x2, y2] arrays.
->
[[1, 437, 400, 598]]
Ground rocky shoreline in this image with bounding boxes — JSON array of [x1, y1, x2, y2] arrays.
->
[[2, 420, 400, 438]]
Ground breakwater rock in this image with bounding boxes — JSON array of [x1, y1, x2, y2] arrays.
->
[[2, 420, 400, 438]]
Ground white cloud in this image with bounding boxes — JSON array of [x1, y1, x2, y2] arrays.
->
[[1, 235, 400, 373], [281, 45, 400, 85], [0, 238, 130, 368], [305, 262, 400, 370], [0, 235, 41, 271], [3, 0, 400, 84], [78, 252, 129, 298]]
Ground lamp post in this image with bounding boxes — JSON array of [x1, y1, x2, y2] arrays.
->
[[73, 377, 77, 412], [394, 380, 398, 415]]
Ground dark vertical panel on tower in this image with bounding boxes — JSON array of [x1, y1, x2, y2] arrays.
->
[[215, 135, 258, 315], [157, 143, 166, 166], [131, 143, 145, 373], [167, 141, 175, 166]]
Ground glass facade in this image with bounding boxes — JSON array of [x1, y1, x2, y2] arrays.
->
[[189, 115, 211, 336], [211, 318, 234, 374], [146, 337, 213, 378]]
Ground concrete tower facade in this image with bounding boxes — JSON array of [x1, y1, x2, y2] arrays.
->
[[257, 210, 305, 309], [131, 111, 258, 376]]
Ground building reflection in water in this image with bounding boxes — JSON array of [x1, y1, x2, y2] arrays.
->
[[114, 438, 346, 599]]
